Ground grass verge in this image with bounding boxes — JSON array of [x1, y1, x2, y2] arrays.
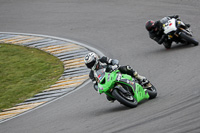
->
[[0, 43, 64, 111]]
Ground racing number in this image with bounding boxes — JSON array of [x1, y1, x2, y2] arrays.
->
[[163, 20, 172, 27]]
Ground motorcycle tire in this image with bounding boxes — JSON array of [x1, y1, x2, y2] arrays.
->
[[145, 85, 157, 99], [179, 32, 199, 46], [163, 41, 172, 49], [112, 89, 138, 108]]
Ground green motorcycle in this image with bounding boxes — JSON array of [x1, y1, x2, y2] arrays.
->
[[97, 67, 157, 108]]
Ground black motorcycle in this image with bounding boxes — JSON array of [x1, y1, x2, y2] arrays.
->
[[160, 17, 199, 49]]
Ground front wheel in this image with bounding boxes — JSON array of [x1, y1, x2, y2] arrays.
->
[[179, 32, 199, 46], [145, 84, 157, 99], [112, 89, 138, 108], [163, 41, 172, 49]]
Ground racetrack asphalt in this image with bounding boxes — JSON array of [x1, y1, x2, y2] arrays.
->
[[0, 0, 200, 133]]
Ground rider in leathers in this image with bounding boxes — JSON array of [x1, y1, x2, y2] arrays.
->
[[84, 52, 149, 102], [145, 15, 190, 45]]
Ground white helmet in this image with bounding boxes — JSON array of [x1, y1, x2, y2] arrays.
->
[[84, 52, 99, 70]]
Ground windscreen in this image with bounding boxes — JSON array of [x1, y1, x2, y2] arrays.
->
[[160, 17, 170, 24], [96, 68, 106, 81]]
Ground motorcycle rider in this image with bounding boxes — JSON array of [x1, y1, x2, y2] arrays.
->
[[84, 52, 150, 102], [145, 15, 190, 45]]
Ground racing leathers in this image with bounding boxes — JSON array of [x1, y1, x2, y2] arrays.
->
[[148, 15, 181, 45]]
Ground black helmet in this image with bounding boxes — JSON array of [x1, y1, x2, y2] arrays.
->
[[145, 20, 155, 31]]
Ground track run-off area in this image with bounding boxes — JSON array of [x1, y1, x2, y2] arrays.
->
[[0, 32, 103, 122], [0, 0, 200, 133]]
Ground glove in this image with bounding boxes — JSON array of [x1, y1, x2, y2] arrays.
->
[[107, 64, 118, 72], [111, 64, 118, 70], [174, 15, 179, 19]]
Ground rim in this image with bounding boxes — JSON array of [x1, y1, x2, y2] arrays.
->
[[118, 91, 134, 101]]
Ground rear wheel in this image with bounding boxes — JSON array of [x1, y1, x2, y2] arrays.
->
[[112, 89, 138, 108], [179, 32, 199, 46]]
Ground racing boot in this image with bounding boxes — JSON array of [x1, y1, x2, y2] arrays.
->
[[119, 66, 151, 88], [134, 72, 151, 88]]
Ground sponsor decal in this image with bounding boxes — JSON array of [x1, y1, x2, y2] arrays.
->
[[130, 81, 134, 85], [127, 80, 130, 84], [116, 73, 122, 81], [107, 74, 110, 82], [163, 24, 165, 27], [99, 87, 103, 90], [98, 74, 101, 78], [98, 74, 103, 81]]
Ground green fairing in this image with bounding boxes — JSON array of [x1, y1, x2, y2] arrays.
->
[[134, 83, 149, 102], [97, 69, 149, 103]]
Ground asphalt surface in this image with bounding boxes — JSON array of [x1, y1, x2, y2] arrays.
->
[[0, 0, 200, 133]]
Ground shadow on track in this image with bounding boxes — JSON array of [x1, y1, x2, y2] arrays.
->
[[91, 99, 155, 117], [151, 43, 197, 53], [92, 105, 130, 117]]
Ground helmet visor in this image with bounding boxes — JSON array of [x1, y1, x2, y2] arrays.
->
[[146, 21, 155, 32], [86, 60, 96, 69]]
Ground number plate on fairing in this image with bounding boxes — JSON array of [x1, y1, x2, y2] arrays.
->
[[163, 18, 177, 34]]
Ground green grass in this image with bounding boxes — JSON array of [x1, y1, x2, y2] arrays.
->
[[0, 43, 64, 111]]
